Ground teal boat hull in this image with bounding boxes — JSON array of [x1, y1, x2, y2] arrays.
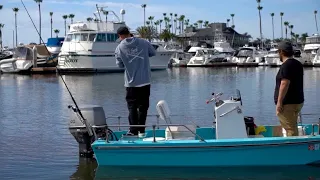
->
[[92, 125, 320, 167]]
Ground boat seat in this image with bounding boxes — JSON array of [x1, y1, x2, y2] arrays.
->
[[156, 100, 196, 140]]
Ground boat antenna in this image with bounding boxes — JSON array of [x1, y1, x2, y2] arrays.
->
[[20, 0, 95, 137]]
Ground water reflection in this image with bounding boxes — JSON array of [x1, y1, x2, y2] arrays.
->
[[1, 67, 320, 180], [93, 164, 320, 180], [68, 159, 320, 180]]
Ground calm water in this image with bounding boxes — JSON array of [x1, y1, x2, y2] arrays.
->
[[1, 67, 320, 180]]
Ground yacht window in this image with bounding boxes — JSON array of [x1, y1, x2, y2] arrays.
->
[[80, 34, 88, 41], [65, 34, 72, 42], [152, 44, 159, 50], [96, 33, 106, 42], [89, 34, 96, 41], [107, 33, 118, 42], [72, 34, 81, 42]]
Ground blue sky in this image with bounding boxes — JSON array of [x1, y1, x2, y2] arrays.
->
[[0, 0, 319, 47]]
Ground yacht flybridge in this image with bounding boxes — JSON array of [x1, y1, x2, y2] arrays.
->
[[57, 7, 174, 73]]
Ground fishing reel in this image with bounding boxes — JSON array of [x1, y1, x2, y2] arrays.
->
[[206, 92, 224, 107]]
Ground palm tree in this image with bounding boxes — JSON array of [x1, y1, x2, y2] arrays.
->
[[87, 17, 93, 22], [159, 29, 175, 42], [257, 0, 263, 48], [300, 33, 308, 44], [54, 29, 60, 37], [62, 15, 68, 36], [170, 13, 173, 33], [0, 24, 4, 50], [197, 20, 203, 28], [284, 21, 289, 39], [34, 0, 43, 44], [179, 15, 185, 34], [0, 5, 3, 10], [174, 14, 178, 34], [294, 34, 299, 43], [315, 10, 319, 34], [227, 19, 230, 27], [159, 19, 163, 34], [148, 16, 154, 29], [13, 7, 19, 47], [230, 14, 235, 27], [280, 12, 284, 39], [154, 20, 159, 35], [164, 17, 170, 31], [289, 25, 294, 39], [136, 26, 156, 41], [204, 21, 209, 28], [163, 13, 167, 28], [103, 11, 108, 22], [270, 13, 275, 41], [69, 14, 75, 24], [141, 4, 146, 26], [50, 12, 53, 38]]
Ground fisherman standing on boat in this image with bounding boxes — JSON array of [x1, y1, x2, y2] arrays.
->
[[115, 26, 156, 135], [274, 41, 304, 136]]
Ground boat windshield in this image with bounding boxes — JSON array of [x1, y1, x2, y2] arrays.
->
[[14, 47, 33, 60], [195, 50, 205, 57], [237, 49, 253, 57], [47, 37, 64, 47]]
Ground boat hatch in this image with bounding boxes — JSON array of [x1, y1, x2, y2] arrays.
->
[[14, 47, 33, 60]]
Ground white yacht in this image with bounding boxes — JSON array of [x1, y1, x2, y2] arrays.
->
[[46, 37, 64, 55], [57, 8, 174, 73], [263, 48, 281, 66], [231, 46, 263, 66], [168, 52, 191, 67], [302, 34, 320, 64], [187, 48, 231, 66], [313, 48, 320, 66], [0, 45, 55, 73]]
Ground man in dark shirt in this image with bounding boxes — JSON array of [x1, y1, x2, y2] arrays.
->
[[274, 41, 304, 136]]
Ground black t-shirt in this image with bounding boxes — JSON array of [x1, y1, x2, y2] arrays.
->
[[274, 58, 304, 105]]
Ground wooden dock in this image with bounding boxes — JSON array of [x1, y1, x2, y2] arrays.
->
[[31, 67, 57, 74]]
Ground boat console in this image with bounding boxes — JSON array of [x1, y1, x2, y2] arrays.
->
[[206, 90, 249, 139]]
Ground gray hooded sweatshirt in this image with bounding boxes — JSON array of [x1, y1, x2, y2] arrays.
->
[[115, 37, 156, 87]]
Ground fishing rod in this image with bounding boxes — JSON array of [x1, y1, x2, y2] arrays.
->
[[20, 0, 95, 137]]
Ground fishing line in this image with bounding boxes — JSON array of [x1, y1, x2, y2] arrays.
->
[[20, 0, 95, 137]]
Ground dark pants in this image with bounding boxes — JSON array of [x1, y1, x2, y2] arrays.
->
[[125, 84, 150, 135]]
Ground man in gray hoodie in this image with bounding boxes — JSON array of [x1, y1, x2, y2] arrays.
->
[[115, 26, 156, 135]]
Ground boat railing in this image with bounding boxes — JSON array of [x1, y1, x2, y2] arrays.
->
[[92, 124, 207, 143], [105, 114, 186, 131]]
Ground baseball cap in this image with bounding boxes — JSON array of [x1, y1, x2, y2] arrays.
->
[[117, 26, 130, 35], [278, 41, 293, 53]]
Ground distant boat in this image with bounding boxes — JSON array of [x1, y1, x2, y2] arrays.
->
[[46, 37, 64, 55]]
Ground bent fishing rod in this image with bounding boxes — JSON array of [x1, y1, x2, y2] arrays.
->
[[20, 0, 94, 137]]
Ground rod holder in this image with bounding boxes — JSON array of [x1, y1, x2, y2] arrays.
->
[[152, 125, 156, 143]]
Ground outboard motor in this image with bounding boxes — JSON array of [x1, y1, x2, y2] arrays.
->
[[68, 105, 108, 158]]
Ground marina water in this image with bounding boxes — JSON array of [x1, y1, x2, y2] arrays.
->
[[1, 67, 320, 179]]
